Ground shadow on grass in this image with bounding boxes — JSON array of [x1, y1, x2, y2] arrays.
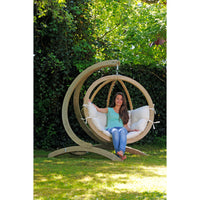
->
[[34, 187, 166, 200], [34, 145, 166, 200]]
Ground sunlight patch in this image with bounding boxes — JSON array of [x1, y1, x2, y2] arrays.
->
[[113, 176, 166, 193], [79, 176, 93, 183], [140, 166, 167, 176], [53, 175, 63, 180]]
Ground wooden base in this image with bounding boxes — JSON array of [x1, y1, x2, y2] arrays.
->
[[48, 145, 147, 161], [125, 146, 148, 156], [94, 144, 148, 156], [48, 145, 122, 161]]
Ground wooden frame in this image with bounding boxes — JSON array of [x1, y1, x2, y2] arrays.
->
[[83, 75, 154, 144], [48, 60, 154, 161]]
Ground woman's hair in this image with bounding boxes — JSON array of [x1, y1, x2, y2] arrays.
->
[[110, 92, 129, 125]]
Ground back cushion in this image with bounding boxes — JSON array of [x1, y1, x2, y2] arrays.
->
[[87, 103, 107, 131], [92, 112, 107, 131], [130, 106, 149, 124], [87, 102, 97, 117]]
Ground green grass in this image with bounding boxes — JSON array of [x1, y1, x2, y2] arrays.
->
[[34, 144, 166, 200]]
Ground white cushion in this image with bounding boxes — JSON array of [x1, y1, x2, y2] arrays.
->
[[127, 118, 148, 139], [127, 130, 141, 139], [86, 103, 149, 139], [131, 118, 148, 132], [130, 106, 149, 124], [87, 103, 106, 131], [91, 113, 107, 131], [96, 111, 107, 127], [127, 111, 131, 127], [102, 130, 112, 137], [87, 102, 97, 117]]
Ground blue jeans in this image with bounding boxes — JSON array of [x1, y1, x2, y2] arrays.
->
[[106, 127, 128, 154]]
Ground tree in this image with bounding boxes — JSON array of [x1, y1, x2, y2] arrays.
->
[[90, 0, 166, 66]]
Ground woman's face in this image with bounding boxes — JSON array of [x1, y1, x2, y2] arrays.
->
[[115, 95, 123, 107]]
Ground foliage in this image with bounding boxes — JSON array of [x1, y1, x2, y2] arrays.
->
[[34, 0, 96, 149], [89, 0, 166, 65], [34, 145, 166, 199]]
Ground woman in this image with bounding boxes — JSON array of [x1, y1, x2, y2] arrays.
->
[[90, 92, 138, 160]]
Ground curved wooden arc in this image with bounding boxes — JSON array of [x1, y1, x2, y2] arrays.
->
[[91, 80, 113, 103], [118, 79, 133, 110], [73, 79, 103, 143], [62, 60, 120, 147], [83, 75, 154, 144], [106, 80, 116, 107], [62, 86, 92, 147], [125, 146, 148, 156], [48, 146, 122, 161]]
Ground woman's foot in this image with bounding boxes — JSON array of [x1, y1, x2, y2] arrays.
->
[[117, 151, 127, 161], [121, 155, 127, 161], [117, 151, 123, 157]]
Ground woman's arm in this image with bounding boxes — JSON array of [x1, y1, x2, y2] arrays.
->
[[124, 124, 139, 132], [93, 104, 108, 113], [89, 99, 108, 113]]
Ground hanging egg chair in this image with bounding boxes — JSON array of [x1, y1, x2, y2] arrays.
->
[[48, 60, 156, 161]]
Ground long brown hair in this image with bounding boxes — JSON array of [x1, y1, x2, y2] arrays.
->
[[110, 92, 129, 125]]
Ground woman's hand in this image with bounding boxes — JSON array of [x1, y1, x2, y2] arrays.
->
[[131, 129, 139, 132], [87, 99, 108, 113], [124, 124, 139, 132]]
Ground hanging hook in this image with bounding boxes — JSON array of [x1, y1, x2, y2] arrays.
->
[[116, 63, 119, 75], [116, 57, 119, 75]]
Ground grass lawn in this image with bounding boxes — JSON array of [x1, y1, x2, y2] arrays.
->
[[34, 144, 166, 200]]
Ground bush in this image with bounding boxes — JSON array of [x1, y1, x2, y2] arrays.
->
[[34, 0, 96, 149]]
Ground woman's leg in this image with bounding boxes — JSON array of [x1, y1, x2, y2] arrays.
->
[[107, 128, 120, 154], [119, 127, 128, 154]]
